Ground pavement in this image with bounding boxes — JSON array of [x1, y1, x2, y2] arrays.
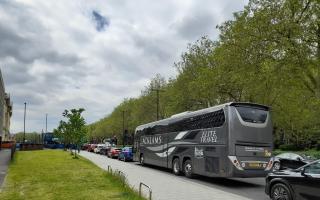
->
[[0, 149, 11, 190], [80, 151, 253, 200]]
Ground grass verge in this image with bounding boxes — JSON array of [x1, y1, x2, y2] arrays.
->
[[0, 150, 144, 200]]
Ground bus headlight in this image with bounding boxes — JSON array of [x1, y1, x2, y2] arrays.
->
[[265, 157, 274, 171], [228, 156, 244, 171]]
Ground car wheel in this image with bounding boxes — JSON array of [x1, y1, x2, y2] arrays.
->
[[271, 183, 292, 200], [172, 158, 181, 175], [273, 162, 281, 171], [140, 154, 145, 165], [183, 160, 194, 178]]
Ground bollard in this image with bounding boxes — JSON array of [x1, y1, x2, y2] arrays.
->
[[117, 170, 126, 186], [107, 165, 112, 172], [139, 182, 152, 200]]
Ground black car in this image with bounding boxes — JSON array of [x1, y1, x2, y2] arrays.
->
[[265, 159, 320, 200], [273, 153, 315, 171]]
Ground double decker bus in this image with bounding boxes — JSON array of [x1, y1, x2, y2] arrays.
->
[[133, 102, 274, 178]]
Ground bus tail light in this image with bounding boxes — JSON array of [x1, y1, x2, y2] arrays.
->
[[265, 158, 274, 171], [228, 156, 244, 171]]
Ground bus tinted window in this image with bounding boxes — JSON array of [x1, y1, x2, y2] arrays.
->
[[235, 106, 267, 123], [169, 109, 225, 132]]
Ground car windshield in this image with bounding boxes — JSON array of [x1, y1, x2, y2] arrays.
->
[[300, 154, 315, 160]]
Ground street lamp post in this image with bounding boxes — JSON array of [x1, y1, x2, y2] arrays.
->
[[122, 110, 125, 147], [23, 102, 26, 143], [45, 113, 48, 134]]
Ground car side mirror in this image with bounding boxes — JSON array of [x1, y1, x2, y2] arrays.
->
[[301, 168, 305, 175], [301, 168, 311, 177]]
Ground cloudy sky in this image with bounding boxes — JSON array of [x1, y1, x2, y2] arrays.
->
[[0, 0, 248, 133]]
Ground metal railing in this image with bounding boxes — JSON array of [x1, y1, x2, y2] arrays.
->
[[107, 165, 112, 173], [107, 165, 126, 186], [139, 182, 152, 200], [107, 165, 152, 199]]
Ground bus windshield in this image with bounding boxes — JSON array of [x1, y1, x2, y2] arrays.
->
[[235, 106, 268, 123]]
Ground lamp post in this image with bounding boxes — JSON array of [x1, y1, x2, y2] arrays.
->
[[45, 113, 48, 134], [23, 102, 26, 143], [122, 110, 125, 147]]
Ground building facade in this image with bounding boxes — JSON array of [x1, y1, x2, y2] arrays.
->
[[0, 69, 12, 143]]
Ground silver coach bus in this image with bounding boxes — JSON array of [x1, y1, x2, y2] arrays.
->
[[133, 102, 274, 178]]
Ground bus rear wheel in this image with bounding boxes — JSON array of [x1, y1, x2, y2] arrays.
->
[[140, 154, 145, 165], [183, 160, 194, 178], [172, 158, 181, 175]]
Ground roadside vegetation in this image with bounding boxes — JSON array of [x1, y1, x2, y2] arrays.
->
[[273, 149, 320, 159], [87, 0, 320, 152], [53, 108, 87, 158], [0, 150, 144, 200]]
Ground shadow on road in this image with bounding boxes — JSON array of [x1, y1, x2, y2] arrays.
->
[[197, 176, 263, 188]]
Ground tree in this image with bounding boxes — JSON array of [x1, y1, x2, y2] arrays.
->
[[54, 108, 87, 158], [85, 0, 320, 149]]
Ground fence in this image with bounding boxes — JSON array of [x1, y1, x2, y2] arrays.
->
[[20, 144, 43, 151]]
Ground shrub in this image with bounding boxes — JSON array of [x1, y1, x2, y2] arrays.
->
[[316, 142, 320, 151], [279, 144, 300, 151]]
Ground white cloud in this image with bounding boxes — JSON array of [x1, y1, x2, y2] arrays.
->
[[0, 0, 248, 133]]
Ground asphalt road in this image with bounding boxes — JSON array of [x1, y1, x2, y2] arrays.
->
[[80, 151, 270, 200]]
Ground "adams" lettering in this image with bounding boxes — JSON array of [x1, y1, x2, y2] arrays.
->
[[141, 136, 162, 145]]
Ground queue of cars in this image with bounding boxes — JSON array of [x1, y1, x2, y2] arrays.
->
[[83, 143, 133, 161]]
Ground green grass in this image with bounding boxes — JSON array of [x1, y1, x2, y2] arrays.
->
[[273, 149, 320, 159], [0, 150, 144, 200]]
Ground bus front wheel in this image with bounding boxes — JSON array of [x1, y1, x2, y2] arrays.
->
[[183, 160, 194, 178]]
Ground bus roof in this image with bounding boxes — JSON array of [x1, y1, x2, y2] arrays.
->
[[135, 102, 269, 132]]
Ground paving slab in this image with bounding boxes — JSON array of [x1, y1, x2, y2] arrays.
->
[[0, 149, 11, 189]]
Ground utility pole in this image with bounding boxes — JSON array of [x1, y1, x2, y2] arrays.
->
[[23, 102, 26, 143], [122, 110, 125, 147], [41, 129, 44, 144], [45, 113, 48, 133], [151, 88, 164, 120]]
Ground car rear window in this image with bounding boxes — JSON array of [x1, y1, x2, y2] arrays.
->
[[235, 106, 268, 123]]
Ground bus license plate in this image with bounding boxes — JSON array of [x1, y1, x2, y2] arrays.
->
[[248, 163, 261, 168]]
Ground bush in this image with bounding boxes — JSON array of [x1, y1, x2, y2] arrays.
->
[[316, 142, 320, 151], [308, 150, 320, 159], [279, 144, 301, 151]]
